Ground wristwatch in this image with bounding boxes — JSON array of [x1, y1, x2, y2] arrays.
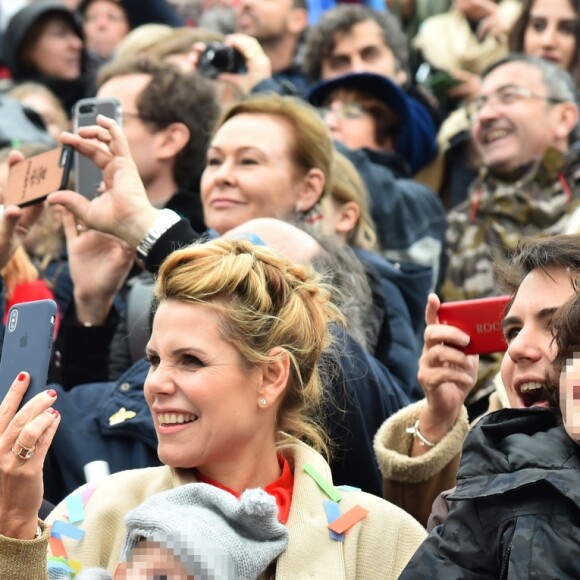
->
[[135, 209, 181, 268]]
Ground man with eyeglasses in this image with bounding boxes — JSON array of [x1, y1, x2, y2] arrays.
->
[[441, 53, 580, 414], [52, 57, 220, 389], [95, 57, 218, 233]]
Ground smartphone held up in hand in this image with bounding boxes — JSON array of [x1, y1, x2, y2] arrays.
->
[[72, 97, 122, 199], [0, 299, 57, 409], [438, 295, 511, 355], [4, 146, 73, 208]]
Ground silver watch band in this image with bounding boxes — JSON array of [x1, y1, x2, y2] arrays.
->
[[135, 209, 181, 268]]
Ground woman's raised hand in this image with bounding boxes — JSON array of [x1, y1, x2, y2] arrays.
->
[[0, 373, 60, 539]]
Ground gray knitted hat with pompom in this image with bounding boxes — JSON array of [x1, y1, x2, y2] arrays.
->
[[72, 482, 288, 580]]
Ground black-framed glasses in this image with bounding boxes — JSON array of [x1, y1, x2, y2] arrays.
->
[[464, 84, 564, 123]]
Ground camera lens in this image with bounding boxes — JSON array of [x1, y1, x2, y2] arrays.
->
[[8, 309, 17, 332], [79, 104, 95, 114], [199, 43, 247, 79], [206, 46, 230, 70]]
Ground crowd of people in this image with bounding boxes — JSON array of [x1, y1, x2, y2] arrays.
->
[[0, 0, 580, 578]]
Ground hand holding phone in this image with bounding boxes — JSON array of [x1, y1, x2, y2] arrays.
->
[[0, 299, 59, 541], [438, 296, 511, 355], [4, 147, 72, 208], [50, 114, 159, 250], [415, 293, 480, 443]]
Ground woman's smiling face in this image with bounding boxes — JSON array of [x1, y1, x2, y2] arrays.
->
[[144, 299, 273, 473], [201, 113, 314, 235]]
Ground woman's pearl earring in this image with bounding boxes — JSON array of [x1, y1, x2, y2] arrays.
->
[[259, 398, 267, 408]]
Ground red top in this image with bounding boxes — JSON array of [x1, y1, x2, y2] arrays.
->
[[195, 455, 294, 524]]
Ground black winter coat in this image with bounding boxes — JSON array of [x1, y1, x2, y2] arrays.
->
[[401, 408, 580, 579]]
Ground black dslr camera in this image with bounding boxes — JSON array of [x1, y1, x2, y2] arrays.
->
[[198, 43, 247, 79]]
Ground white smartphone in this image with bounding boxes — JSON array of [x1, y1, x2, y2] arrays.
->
[[72, 97, 122, 199]]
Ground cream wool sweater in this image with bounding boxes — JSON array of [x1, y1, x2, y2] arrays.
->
[[0, 439, 426, 579]]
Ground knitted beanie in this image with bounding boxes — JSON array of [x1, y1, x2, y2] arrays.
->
[[71, 483, 288, 580], [124, 483, 287, 579]]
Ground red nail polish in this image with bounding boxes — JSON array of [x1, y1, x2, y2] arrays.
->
[[51, 409, 59, 418], [46, 389, 57, 398], [17, 372, 26, 381]]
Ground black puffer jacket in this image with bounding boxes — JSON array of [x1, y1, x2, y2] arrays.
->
[[401, 408, 580, 579]]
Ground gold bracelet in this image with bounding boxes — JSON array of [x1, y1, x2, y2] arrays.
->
[[406, 419, 437, 448]]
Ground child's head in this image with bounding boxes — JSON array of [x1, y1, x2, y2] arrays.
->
[[560, 352, 580, 443], [553, 290, 580, 441], [74, 483, 289, 580], [115, 538, 197, 579]]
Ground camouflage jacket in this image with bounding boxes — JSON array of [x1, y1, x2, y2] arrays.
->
[[441, 147, 580, 301], [400, 408, 580, 579]]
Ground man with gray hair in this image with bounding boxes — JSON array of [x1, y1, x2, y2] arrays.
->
[[443, 53, 580, 302], [440, 53, 580, 413]]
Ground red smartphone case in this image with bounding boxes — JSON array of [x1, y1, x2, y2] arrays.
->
[[438, 295, 511, 355]]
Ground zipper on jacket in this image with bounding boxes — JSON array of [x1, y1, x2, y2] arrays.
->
[[499, 544, 512, 580]]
